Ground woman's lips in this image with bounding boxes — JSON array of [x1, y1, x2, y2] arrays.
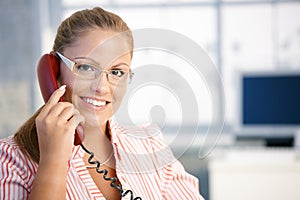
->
[[80, 97, 111, 110]]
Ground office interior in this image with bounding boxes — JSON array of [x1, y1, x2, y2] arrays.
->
[[1, 0, 300, 199]]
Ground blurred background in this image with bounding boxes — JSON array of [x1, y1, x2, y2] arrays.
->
[[1, 0, 300, 199]]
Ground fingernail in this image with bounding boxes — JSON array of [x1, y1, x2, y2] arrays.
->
[[76, 124, 84, 133], [59, 85, 66, 90]]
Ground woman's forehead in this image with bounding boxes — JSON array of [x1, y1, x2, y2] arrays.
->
[[77, 29, 131, 49], [68, 30, 132, 66]]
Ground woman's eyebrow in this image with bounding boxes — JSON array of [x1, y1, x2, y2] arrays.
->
[[75, 56, 130, 69], [111, 62, 130, 68], [74, 56, 100, 65]]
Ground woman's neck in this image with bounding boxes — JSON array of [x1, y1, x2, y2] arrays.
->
[[81, 121, 115, 168]]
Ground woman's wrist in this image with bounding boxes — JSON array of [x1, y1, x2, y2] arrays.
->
[[29, 159, 68, 200]]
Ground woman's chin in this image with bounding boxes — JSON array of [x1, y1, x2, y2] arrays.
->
[[82, 113, 109, 128]]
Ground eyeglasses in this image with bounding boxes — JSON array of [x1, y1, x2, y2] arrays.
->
[[55, 51, 134, 84]]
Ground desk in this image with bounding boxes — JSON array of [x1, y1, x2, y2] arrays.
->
[[208, 148, 300, 200]]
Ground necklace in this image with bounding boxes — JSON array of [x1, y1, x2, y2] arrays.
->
[[85, 150, 114, 169]]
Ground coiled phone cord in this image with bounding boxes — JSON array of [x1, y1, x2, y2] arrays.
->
[[80, 143, 142, 200]]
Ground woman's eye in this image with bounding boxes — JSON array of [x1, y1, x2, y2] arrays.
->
[[76, 64, 94, 71], [111, 69, 125, 77]]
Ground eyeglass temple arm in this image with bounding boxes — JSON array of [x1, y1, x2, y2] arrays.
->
[[55, 51, 75, 70]]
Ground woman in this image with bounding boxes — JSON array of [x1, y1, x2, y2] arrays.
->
[[0, 7, 204, 200]]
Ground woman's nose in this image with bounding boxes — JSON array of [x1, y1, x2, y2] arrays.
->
[[91, 72, 110, 93]]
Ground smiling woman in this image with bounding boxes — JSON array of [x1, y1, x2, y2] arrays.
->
[[0, 7, 205, 200]]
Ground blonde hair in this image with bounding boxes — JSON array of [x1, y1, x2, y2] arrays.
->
[[53, 7, 133, 54], [14, 7, 133, 163]]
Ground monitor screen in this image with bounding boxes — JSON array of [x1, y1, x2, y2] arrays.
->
[[242, 73, 300, 126]]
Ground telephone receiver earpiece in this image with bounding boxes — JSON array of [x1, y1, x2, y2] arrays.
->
[[37, 52, 84, 145]]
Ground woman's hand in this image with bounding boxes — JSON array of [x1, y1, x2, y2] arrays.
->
[[35, 85, 85, 164], [30, 85, 85, 199]]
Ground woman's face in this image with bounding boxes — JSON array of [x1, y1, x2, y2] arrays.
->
[[59, 29, 132, 129]]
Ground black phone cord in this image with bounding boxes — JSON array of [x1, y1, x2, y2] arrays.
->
[[80, 143, 142, 200]]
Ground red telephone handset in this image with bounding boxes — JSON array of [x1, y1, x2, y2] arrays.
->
[[37, 52, 84, 145]]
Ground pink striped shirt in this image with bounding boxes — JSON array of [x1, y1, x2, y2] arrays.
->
[[0, 120, 204, 200]]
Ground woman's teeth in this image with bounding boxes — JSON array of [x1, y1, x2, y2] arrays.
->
[[83, 98, 106, 106]]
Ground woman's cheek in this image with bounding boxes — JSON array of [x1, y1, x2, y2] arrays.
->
[[112, 85, 127, 112]]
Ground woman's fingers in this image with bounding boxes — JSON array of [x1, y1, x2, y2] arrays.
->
[[39, 85, 67, 117], [59, 106, 85, 127], [51, 102, 74, 120], [35, 85, 86, 161], [36, 84, 85, 137], [67, 113, 85, 134], [47, 85, 66, 105]]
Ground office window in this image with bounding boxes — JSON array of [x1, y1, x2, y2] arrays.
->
[[221, 4, 275, 125], [277, 2, 300, 69]]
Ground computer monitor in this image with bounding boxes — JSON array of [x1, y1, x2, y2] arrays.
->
[[235, 70, 300, 141]]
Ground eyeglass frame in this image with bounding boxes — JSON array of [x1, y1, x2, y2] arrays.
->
[[55, 51, 134, 84]]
